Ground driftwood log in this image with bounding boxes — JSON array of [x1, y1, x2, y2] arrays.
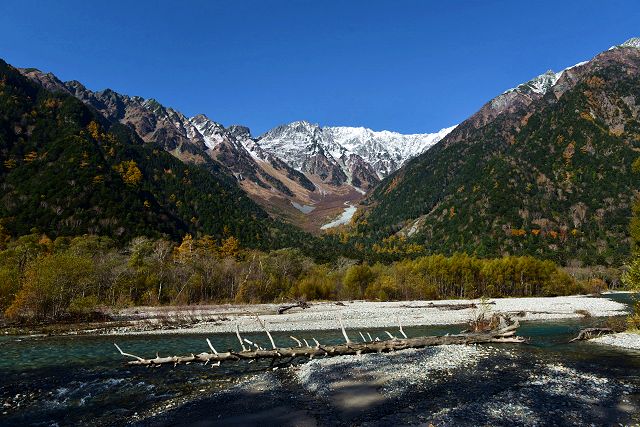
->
[[115, 314, 524, 367], [401, 302, 495, 310], [569, 327, 615, 342], [277, 300, 310, 315]]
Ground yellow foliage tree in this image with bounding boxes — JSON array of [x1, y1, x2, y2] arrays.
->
[[219, 236, 240, 258], [196, 235, 218, 254], [80, 151, 90, 168], [23, 151, 38, 163], [43, 98, 61, 109], [175, 234, 194, 262], [113, 160, 143, 186], [87, 121, 101, 140]]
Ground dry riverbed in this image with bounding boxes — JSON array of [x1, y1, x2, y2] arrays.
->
[[104, 294, 627, 336]]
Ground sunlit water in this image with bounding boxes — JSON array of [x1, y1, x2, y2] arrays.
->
[[1, 293, 639, 426]]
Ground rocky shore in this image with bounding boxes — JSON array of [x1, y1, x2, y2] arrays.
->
[[592, 332, 640, 350], [145, 341, 639, 426]]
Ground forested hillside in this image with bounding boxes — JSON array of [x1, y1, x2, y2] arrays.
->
[[357, 44, 640, 266], [0, 59, 314, 251]]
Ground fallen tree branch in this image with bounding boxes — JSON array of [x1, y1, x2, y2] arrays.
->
[[400, 302, 494, 310], [235, 325, 248, 351], [277, 300, 310, 315], [254, 314, 276, 349], [569, 327, 615, 342], [338, 315, 351, 344], [115, 314, 524, 367]]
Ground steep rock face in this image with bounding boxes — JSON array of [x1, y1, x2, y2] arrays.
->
[[227, 125, 252, 140], [258, 121, 344, 180], [345, 154, 379, 190], [20, 69, 301, 198], [18, 67, 451, 231], [304, 149, 349, 186], [257, 120, 455, 189], [361, 39, 640, 265]]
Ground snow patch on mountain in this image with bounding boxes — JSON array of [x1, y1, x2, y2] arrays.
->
[[503, 60, 590, 96], [190, 114, 230, 150], [610, 37, 640, 50], [257, 121, 455, 183]]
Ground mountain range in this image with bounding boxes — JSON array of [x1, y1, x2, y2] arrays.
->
[[18, 68, 453, 231], [0, 59, 327, 256], [3, 37, 640, 266]]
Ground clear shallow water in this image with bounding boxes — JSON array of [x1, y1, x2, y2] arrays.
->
[[2, 294, 639, 426]]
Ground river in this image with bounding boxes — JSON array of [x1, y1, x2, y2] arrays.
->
[[2, 293, 639, 426], [320, 204, 357, 230]]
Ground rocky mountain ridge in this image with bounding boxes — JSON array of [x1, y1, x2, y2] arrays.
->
[[258, 120, 456, 190], [19, 68, 452, 230], [0, 60, 310, 249]]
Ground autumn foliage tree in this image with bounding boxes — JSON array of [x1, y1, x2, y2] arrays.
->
[[5, 252, 95, 321], [622, 158, 640, 291], [113, 160, 143, 186], [0, 232, 593, 324]]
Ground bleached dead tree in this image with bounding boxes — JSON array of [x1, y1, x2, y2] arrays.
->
[[114, 313, 524, 367]]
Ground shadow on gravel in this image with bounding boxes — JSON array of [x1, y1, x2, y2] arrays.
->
[[139, 372, 323, 427], [141, 346, 639, 427]]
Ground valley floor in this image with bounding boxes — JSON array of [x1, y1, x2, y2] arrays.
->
[[105, 294, 628, 336]]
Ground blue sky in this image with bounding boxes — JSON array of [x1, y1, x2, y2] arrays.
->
[[1, 0, 639, 135]]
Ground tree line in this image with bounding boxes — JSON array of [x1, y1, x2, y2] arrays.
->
[[0, 231, 611, 324]]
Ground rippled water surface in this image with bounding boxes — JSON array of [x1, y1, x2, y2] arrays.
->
[[2, 294, 639, 426]]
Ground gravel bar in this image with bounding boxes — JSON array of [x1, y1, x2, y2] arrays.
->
[[592, 332, 640, 350], [107, 294, 628, 335]]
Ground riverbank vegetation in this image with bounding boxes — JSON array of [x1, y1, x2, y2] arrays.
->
[[0, 231, 618, 324]]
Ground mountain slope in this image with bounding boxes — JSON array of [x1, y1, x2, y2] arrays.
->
[[0, 59, 305, 249], [20, 68, 453, 232], [18, 69, 303, 198], [359, 39, 640, 266]]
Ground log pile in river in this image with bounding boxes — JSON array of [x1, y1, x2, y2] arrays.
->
[[115, 313, 525, 368]]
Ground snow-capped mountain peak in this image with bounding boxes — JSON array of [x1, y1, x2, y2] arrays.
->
[[257, 122, 456, 188], [189, 114, 230, 150], [610, 37, 640, 50], [503, 58, 592, 98], [505, 69, 562, 96]]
